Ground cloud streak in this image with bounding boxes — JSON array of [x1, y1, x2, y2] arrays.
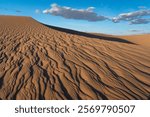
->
[[129, 29, 143, 32], [129, 18, 150, 24], [43, 4, 108, 22], [35, 9, 41, 14]]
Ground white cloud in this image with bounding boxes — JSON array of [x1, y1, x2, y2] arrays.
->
[[129, 18, 150, 24], [43, 4, 108, 22], [129, 29, 143, 32], [35, 9, 41, 14], [138, 6, 147, 9], [42, 4, 150, 25], [112, 9, 150, 23], [16, 10, 21, 13]]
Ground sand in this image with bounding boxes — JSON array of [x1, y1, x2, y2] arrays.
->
[[119, 34, 150, 47], [0, 16, 150, 100]]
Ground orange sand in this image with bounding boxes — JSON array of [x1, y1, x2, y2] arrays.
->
[[0, 16, 150, 100]]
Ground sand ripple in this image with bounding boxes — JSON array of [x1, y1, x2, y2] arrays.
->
[[0, 16, 150, 99]]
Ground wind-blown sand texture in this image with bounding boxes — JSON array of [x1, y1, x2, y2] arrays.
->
[[0, 16, 150, 100]]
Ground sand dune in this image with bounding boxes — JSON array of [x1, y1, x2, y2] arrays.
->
[[0, 16, 150, 100], [119, 34, 150, 47]]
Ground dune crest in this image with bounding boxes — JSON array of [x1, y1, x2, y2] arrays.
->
[[0, 16, 150, 100]]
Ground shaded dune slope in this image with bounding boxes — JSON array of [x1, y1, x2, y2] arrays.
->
[[0, 16, 150, 100]]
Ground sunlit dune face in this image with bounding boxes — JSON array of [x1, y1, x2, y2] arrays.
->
[[0, 16, 150, 100]]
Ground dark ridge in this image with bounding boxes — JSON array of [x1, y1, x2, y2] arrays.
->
[[0, 77, 4, 89], [56, 75, 73, 100], [42, 24, 135, 44], [88, 85, 108, 100]]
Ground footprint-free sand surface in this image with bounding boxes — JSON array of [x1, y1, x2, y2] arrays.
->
[[0, 16, 150, 100]]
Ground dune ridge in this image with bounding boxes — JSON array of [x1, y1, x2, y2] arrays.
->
[[0, 16, 150, 100]]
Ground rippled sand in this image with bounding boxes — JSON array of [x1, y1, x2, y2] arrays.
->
[[0, 16, 150, 100]]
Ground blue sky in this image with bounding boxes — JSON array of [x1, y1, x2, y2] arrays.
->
[[0, 0, 150, 35]]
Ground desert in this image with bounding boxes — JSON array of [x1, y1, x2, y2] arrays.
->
[[0, 16, 150, 100]]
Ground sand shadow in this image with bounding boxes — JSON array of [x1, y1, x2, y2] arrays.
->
[[0, 78, 3, 89], [43, 24, 135, 44]]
